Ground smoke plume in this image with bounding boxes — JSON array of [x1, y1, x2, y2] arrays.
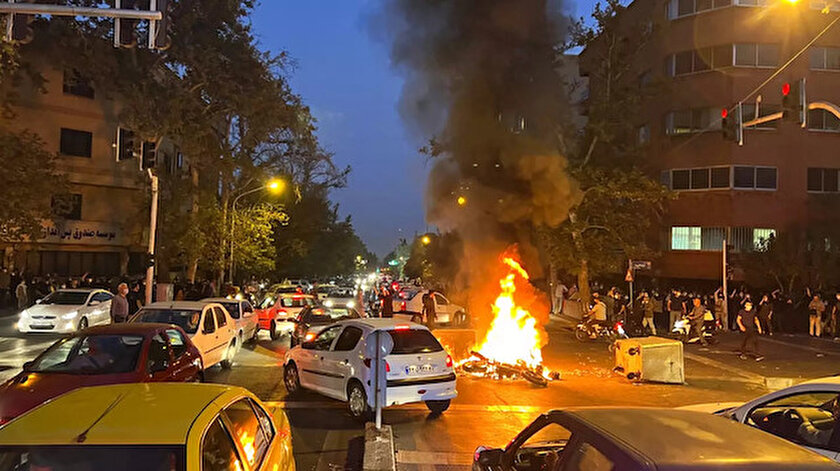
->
[[370, 1, 581, 327]]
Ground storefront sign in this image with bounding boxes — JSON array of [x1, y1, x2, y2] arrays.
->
[[40, 221, 124, 246]]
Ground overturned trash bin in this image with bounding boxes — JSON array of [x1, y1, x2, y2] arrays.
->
[[614, 337, 684, 384]]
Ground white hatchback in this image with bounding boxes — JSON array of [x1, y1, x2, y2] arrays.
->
[[283, 319, 457, 420], [130, 301, 238, 370], [201, 298, 259, 347], [18, 289, 113, 334]]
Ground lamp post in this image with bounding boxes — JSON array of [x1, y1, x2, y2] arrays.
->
[[229, 178, 284, 285]]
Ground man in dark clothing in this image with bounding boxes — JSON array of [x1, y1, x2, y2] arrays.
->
[[380, 287, 393, 318], [737, 301, 764, 361], [422, 290, 437, 330], [757, 294, 773, 336], [688, 297, 709, 346], [127, 283, 143, 315]]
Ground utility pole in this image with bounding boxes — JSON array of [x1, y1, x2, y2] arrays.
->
[[722, 237, 728, 325], [145, 170, 159, 306]]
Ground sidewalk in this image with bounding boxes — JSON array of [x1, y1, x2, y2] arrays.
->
[[0, 307, 17, 318]]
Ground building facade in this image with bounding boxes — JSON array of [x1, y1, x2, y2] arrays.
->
[[581, 0, 840, 280], [1, 66, 153, 278]]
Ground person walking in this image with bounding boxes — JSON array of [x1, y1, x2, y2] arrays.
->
[[688, 297, 709, 346], [808, 294, 826, 337], [757, 294, 774, 336], [14, 278, 28, 311], [640, 292, 656, 335], [737, 301, 764, 361], [110, 282, 130, 323], [667, 290, 682, 333], [422, 289, 437, 330]]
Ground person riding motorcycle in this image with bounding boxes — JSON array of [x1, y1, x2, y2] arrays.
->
[[584, 292, 608, 338]]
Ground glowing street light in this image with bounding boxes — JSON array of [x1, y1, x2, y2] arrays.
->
[[421, 235, 431, 245], [457, 196, 467, 206], [267, 178, 285, 193]]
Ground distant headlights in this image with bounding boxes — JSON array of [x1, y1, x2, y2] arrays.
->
[[324, 300, 334, 308], [346, 300, 355, 308], [61, 311, 79, 320]]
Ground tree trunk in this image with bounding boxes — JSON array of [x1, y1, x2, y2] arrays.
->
[[187, 166, 200, 284], [578, 259, 591, 309]]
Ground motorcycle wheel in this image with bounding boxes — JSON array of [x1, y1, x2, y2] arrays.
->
[[574, 327, 588, 342]]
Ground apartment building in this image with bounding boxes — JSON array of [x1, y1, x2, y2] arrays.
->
[[580, 0, 840, 280]]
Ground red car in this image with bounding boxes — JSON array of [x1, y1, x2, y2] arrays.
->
[[0, 323, 203, 425], [256, 292, 317, 340]]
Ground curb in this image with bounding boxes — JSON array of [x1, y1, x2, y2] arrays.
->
[[363, 422, 395, 471]]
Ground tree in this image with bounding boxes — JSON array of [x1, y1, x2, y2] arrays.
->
[[0, 129, 66, 241], [543, 0, 671, 305]]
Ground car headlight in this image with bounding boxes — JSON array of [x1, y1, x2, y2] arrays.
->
[[346, 300, 355, 308], [324, 300, 334, 307], [61, 311, 79, 320], [18, 310, 29, 320]]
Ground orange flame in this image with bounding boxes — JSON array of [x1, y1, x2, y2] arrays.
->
[[474, 257, 544, 368]]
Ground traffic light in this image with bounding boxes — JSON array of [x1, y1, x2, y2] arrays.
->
[[721, 107, 740, 142], [141, 141, 157, 170], [115, 0, 139, 48], [9, 0, 35, 44], [153, 0, 171, 50], [117, 127, 138, 161], [782, 78, 806, 125]]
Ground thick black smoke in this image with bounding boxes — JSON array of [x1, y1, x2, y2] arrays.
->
[[370, 1, 581, 320]]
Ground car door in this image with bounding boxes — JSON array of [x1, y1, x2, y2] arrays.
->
[[741, 390, 840, 460], [146, 332, 174, 382], [434, 294, 450, 322], [90, 292, 113, 325], [323, 326, 364, 399], [241, 301, 257, 338], [165, 328, 199, 381], [298, 325, 343, 395], [213, 306, 235, 354], [198, 308, 219, 366]]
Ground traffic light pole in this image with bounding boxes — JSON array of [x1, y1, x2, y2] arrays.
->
[[145, 170, 159, 306]]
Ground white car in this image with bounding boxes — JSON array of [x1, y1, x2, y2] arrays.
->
[[682, 376, 840, 461], [201, 297, 259, 346], [393, 290, 466, 325], [18, 289, 113, 334], [283, 319, 457, 420], [130, 301, 238, 370], [323, 287, 358, 309]]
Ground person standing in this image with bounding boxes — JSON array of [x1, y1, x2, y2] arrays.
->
[[667, 290, 681, 332], [15, 278, 28, 311], [127, 283, 143, 316], [688, 297, 709, 346], [757, 294, 773, 336], [553, 280, 568, 316], [422, 289, 437, 330], [737, 301, 764, 361], [380, 286, 393, 318], [831, 293, 840, 340], [713, 288, 727, 332], [808, 294, 826, 337], [110, 282, 130, 323], [0, 268, 10, 307], [640, 292, 656, 335]]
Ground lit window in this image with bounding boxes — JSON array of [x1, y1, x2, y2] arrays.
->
[[753, 229, 776, 250], [672, 227, 701, 250]]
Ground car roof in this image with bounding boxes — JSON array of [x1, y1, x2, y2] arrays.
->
[[52, 289, 103, 294], [143, 301, 210, 310], [80, 323, 173, 335], [0, 383, 244, 445], [559, 408, 839, 469], [343, 318, 428, 331], [201, 297, 242, 304]]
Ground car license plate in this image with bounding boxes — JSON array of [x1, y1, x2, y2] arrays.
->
[[405, 364, 434, 375]]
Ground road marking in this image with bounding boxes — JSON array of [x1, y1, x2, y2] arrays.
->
[[684, 352, 765, 384], [760, 336, 840, 357], [396, 450, 472, 466]]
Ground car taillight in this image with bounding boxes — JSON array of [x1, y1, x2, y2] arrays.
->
[[386, 361, 390, 372], [305, 332, 316, 342], [362, 358, 390, 372], [400, 301, 406, 311], [445, 355, 453, 368], [364, 358, 371, 368], [394, 324, 410, 331]]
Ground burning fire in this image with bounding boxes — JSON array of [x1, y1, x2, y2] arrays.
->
[[474, 257, 545, 368]]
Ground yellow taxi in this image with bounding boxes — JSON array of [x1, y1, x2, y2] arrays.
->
[[0, 383, 294, 471]]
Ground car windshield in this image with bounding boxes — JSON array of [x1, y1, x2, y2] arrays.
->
[[133, 309, 201, 334], [29, 334, 144, 374], [0, 446, 184, 471], [219, 302, 240, 318], [39, 291, 90, 305], [280, 297, 308, 308], [304, 307, 358, 324], [387, 329, 444, 354]]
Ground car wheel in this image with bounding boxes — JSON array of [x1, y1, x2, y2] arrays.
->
[[220, 340, 235, 370], [78, 317, 89, 331], [347, 381, 372, 421], [193, 371, 204, 383], [284, 362, 301, 395], [425, 400, 451, 415], [270, 321, 279, 341]]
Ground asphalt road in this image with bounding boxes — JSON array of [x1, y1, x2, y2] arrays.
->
[[1, 312, 840, 471]]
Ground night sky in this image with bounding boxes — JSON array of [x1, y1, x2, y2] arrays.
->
[[251, 1, 591, 256]]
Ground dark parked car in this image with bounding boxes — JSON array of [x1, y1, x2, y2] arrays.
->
[[473, 408, 840, 471], [290, 306, 361, 347], [0, 323, 203, 425]]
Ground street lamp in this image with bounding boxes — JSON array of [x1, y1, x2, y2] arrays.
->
[[457, 196, 467, 206], [229, 178, 285, 284], [421, 235, 431, 245]]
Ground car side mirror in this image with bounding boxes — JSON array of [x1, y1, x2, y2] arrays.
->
[[88, 300, 101, 306], [476, 448, 504, 467], [22, 361, 34, 371], [149, 359, 169, 374]]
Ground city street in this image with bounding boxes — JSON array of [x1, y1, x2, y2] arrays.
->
[[2, 311, 840, 471]]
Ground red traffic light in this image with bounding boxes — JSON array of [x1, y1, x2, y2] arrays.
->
[[721, 108, 728, 119], [782, 82, 791, 96]]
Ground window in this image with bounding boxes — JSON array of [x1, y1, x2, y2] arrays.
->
[[202, 418, 244, 471], [672, 169, 690, 190], [671, 226, 701, 250], [435, 294, 449, 306], [755, 167, 777, 189], [388, 329, 444, 354], [807, 168, 840, 192], [147, 334, 170, 373], [242, 302, 253, 314], [712, 44, 732, 68], [92, 292, 112, 303], [51, 194, 82, 220], [747, 392, 840, 452], [733, 166, 754, 188], [334, 326, 363, 352], [220, 302, 240, 319], [734, 43, 778, 67], [564, 441, 615, 471], [166, 329, 188, 358], [63, 69, 95, 98], [691, 168, 710, 189], [60, 128, 93, 157], [753, 228, 776, 249], [310, 325, 342, 351], [808, 109, 840, 131], [660, 170, 672, 188], [667, 0, 730, 19], [665, 108, 717, 134], [810, 46, 840, 70], [223, 399, 272, 469], [203, 310, 215, 334], [733, 166, 777, 190], [214, 307, 227, 327], [711, 167, 730, 188]]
